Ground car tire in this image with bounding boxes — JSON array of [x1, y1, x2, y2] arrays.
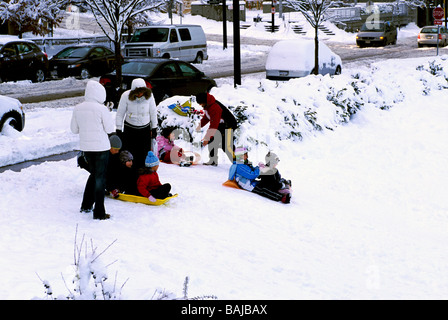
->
[[334, 66, 342, 75], [194, 53, 203, 64], [0, 111, 23, 133], [80, 68, 90, 79], [32, 68, 46, 83]]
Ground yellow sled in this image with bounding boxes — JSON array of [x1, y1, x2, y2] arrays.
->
[[113, 193, 178, 206]]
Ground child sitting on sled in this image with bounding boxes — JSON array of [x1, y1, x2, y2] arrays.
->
[[137, 151, 172, 202], [156, 126, 193, 166], [228, 147, 260, 191], [252, 151, 292, 204]]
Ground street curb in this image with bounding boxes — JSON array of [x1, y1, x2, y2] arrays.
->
[[12, 89, 85, 104]]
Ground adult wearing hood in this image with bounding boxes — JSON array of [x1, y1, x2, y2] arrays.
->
[[71, 80, 115, 220], [116, 78, 158, 169], [195, 92, 237, 166]]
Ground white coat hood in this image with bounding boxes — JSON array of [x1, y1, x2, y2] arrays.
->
[[84, 80, 106, 104], [131, 78, 147, 90]]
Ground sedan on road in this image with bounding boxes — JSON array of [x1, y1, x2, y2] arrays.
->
[[49, 44, 116, 79], [418, 26, 448, 47], [0, 95, 25, 133], [356, 21, 397, 47], [100, 58, 217, 106]]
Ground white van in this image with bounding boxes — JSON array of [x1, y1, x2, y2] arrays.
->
[[124, 25, 208, 63]]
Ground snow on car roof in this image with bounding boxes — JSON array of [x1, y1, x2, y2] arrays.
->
[[265, 39, 336, 72]]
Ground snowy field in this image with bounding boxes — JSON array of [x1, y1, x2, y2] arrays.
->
[[1, 10, 448, 300]]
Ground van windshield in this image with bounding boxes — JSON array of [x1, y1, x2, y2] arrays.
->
[[129, 28, 169, 42], [360, 23, 385, 32]]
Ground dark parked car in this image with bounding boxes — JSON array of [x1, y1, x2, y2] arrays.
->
[[0, 95, 25, 133], [49, 44, 116, 79], [0, 40, 48, 83], [99, 58, 217, 105]]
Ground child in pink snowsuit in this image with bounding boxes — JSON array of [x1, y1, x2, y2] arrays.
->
[[156, 126, 185, 164]]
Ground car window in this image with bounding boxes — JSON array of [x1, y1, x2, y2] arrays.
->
[[56, 47, 90, 58], [421, 27, 439, 33], [155, 63, 179, 78], [360, 22, 385, 32], [169, 30, 179, 43], [90, 47, 105, 58], [1, 44, 17, 57], [177, 62, 199, 77], [178, 28, 192, 41], [104, 47, 113, 55], [121, 61, 158, 75], [16, 43, 33, 54]]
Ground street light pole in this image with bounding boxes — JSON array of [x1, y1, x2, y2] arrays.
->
[[223, 0, 227, 49], [233, 0, 241, 86]]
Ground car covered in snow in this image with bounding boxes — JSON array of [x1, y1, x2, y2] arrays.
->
[[265, 39, 342, 80], [0, 95, 25, 133]]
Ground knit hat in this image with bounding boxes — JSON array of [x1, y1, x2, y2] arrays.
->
[[109, 135, 122, 149], [145, 151, 159, 168], [119, 150, 133, 164], [234, 147, 247, 163], [265, 151, 280, 166]]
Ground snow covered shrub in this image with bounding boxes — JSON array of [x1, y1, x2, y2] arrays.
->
[[150, 276, 217, 300], [35, 227, 217, 300], [326, 84, 362, 123], [155, 57, 448, 153], [348, 68, 403, 110], [36, 228, 127, 300], [416, 58, 448, 95]]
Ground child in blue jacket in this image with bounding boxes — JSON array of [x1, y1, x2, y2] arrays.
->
[[228, 147, 260, 191]]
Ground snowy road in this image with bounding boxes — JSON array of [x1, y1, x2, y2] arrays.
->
[[4, 32, 447, 105]]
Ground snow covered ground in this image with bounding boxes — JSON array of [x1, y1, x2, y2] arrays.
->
[[1, 11, 448, 300]]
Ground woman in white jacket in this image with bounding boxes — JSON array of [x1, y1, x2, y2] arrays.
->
[[71, 80, 115, 220], [116, 78, 158, 168]]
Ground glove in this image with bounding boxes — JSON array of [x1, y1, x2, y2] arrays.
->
[[110, 189, 120, 198], [148, 195, 156, 203], [116, 129, 122, 138], [151, 128, 157, 139]]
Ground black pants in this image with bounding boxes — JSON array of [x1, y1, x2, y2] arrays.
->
[[208, 123, 235, 164], [252, 185, 283, 202], [122, 122, 153, 169], [150, 183, 171, 199], [81, 151, 109, 219]]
